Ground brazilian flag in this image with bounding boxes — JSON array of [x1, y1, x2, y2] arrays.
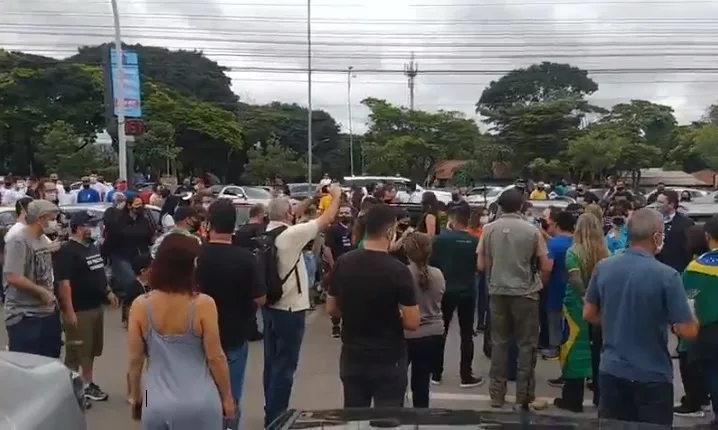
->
[[679, 250, 718, 352]]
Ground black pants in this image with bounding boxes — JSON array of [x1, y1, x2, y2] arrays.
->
[[407, 335, 443, 408], [331, 317, 341, 328], [340, 349, 407, 408], [679, 351, 708, 409], [598, 372, 673, 426], [434, 292, 475, 380]]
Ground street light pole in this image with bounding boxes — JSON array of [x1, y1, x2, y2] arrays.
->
[[347, 65, 354, 177], [306, 0, 313, 184], [111, 0, 127, 181]]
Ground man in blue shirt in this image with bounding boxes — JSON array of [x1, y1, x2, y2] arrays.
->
[[76, 177, 101, 203], [583, 208, 698, 426], [543, 210, 574, 361]]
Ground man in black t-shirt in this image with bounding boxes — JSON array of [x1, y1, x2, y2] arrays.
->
[[55, 211, 119, 403], [232, 203, 267, 341], [325, 203, 354, 338], [197, 200, 266, 416], [327, 204, 420, 408]]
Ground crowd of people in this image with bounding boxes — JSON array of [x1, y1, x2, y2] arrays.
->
[[1, 172, 717, 429]]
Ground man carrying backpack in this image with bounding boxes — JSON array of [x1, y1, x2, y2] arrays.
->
[[262, 186, 341, 427], [233, 203, 267, 342]]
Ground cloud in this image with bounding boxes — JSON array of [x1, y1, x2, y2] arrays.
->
[[1, 0, 717, 133]]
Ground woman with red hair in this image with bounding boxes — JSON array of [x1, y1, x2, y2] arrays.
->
[[126, 233, 235, 429]]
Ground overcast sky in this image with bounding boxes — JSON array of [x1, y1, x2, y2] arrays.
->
[[2, 0, 718, 133]]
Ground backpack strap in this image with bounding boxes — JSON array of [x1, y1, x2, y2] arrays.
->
[[269, 226, 303, 292]]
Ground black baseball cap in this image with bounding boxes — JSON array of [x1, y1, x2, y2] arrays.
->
[[70, 210, 102, 227], [174, 205, 199, 222]]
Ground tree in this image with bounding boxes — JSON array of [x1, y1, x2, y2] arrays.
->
[[600, 100, 677, 158], [69, 43, 238, 108], [242, 134, 305, 183], [691, 123, 718, 170], [0, 50, 106, 173], [361, 98, 485, 180], [476, 62, 604, 171], [36, 121, 103, 177], [133, 121, 181, 177], [566, 127, 625, 181]]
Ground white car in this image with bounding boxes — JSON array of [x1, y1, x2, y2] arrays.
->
[[646, 187, 710, 202], [209, 185, 272, 206], [342, 176, 453, 204], [466, 186, 503, 205]]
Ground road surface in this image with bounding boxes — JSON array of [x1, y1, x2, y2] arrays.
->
[[0, 307, 706, 429]]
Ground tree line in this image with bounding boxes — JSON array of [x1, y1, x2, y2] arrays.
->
[[1, 46, 716, 184]]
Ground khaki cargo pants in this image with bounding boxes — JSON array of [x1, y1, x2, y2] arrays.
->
[[488, 294, 539, 406], [64, 307, 104, 371]]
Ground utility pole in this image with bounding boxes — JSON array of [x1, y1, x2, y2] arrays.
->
[[307, 0, 313, 184], [111, 0, 127, 181], [403, 52, 418, 110], [347, 65, 355, 176]]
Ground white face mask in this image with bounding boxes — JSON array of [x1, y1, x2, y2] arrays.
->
[[116, 202, 126, 209], [89, 227, 101, 241], [202, 203, 210, 210], [480, 216, 489, 225], [44, 220, 58, 233]]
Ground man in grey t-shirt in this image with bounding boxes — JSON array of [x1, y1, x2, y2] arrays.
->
[[3, 199, 62, 358]]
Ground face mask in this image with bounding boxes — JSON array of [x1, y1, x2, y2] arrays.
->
[[90, 177, 97, 184], [82, 184, 90, 189], [339, 215, 352, 223], [44, 219, 58, 233], [479, 216, 489, 224], [16, 182, 25, 189], [616, 187, 625, 192], [45, 193, 57, 201], [202, 203, 210, 210], [655, 233, 664, 255], [89, 227, 101, 241], [133, 207, 144, 214], [116, 202, 126, 209]]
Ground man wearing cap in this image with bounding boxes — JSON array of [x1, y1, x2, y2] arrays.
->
[[76, 177, 101, 204], [150, 206, 202, 259], [3, 200, 62, 358], [55, 211, 118, 402]]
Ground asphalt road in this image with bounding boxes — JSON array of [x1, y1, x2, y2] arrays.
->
[[0, 307, 709, 429]]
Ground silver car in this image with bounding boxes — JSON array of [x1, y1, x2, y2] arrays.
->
[[0, 351, 87, 430]]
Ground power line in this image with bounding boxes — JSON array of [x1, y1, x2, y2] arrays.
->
[[19, 0, 718, 6], [5, 12, 718, 26], [8, 29, 718, 52]]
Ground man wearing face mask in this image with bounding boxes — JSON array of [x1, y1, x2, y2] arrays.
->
[[76, 177, 101, 204], [55, 211, 118, 403], [583, 208, 698, 426], [325, 203, 356, 338], [150, 206, 202, 259], [3, 200, 62, 358], [655, 189, 694, 273], [1, 177, 20, 207]]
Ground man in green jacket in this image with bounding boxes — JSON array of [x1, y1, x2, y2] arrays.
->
[[429, 205, 483, 388], [676, 216, 718, 418]]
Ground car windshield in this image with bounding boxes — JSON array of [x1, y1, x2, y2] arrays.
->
[[244, 187, 272, 199]]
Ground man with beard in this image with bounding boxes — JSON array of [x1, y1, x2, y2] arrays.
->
[[325, 203, 354, 338]]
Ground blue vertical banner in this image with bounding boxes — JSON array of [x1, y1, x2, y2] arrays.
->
[[109, 47, 142, 118]]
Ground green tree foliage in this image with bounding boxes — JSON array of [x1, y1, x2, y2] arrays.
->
[[133, 120, 181, 177], [242, 134, 305, 183], [36, 121, 103, 177], [476, 62, 604, 170], [69, 44, 237, 108], [0, 50, 106, 173]]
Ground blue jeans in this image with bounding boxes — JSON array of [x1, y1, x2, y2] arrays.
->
[[598, 372, 673, 426], [7, 312, 62, 358], [302, 251, 316, 286], [225, 343, 249, 425], [262, 307, 306, 427]]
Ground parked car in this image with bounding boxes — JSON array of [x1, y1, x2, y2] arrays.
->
[[465, 185, 503, 205], [287, 183, 318, 200], [645, 187, 710, 203], [0, 351, 87, 430], [209, 185, 272, 205]]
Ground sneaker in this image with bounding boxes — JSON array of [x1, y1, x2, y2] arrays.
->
[[83, 398, 92, 410], [430, 375, 442, 385], [331, 325, 341, 338], [460, 376, 485, 388], [673, 403, 705, 417], [84, 383, 109, 402], [548, 377, 564, 387]]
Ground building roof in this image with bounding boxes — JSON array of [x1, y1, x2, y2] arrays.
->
[[432, 160, 468, 180]]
